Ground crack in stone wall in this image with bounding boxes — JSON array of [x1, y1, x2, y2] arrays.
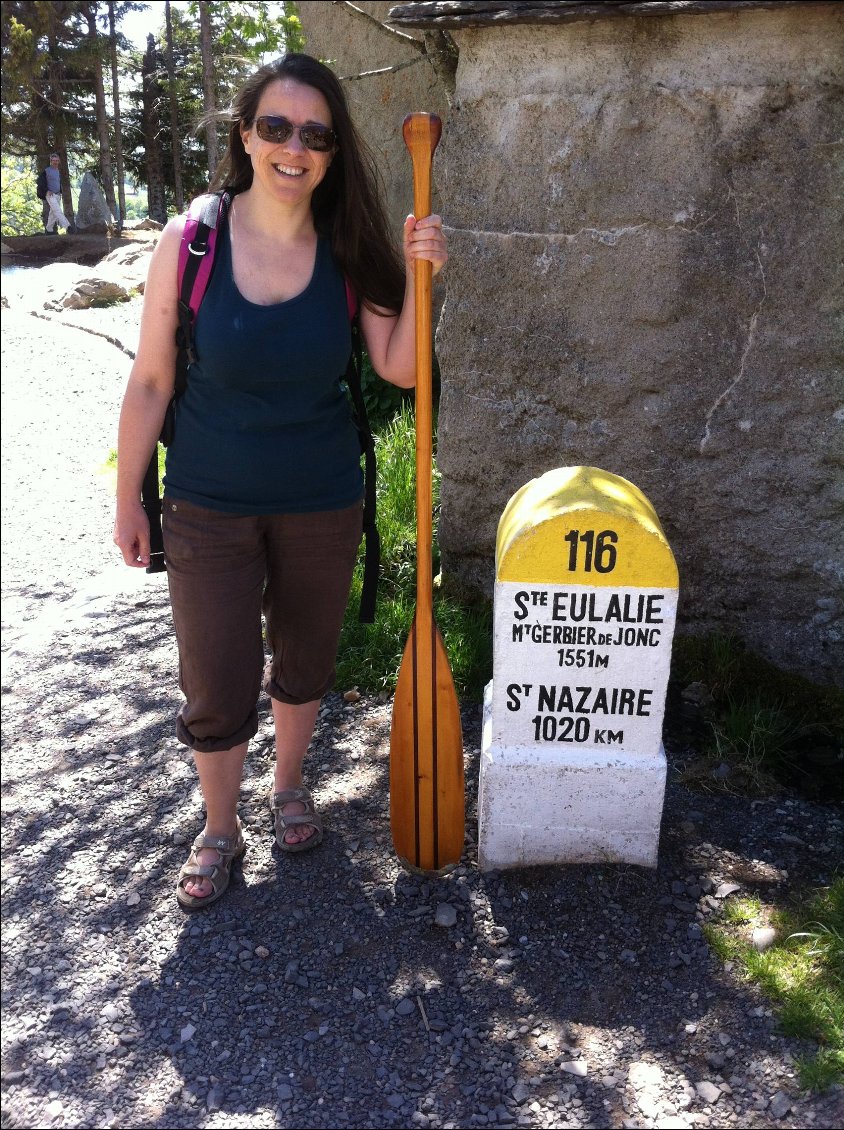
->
[[699, 181, 769, 454]]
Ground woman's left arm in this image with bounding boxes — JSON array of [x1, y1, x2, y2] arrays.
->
[[359, 214, 447, 389]]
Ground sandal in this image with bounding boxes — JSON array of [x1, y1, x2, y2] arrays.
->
[[175, 817, 246, 910], [269, 786, 323, 853]]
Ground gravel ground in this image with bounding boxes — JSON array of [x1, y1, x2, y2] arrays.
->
[[1, 293, 842, 1130]]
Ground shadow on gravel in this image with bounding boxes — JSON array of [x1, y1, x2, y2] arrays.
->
[[2, 587, 841, 1129]]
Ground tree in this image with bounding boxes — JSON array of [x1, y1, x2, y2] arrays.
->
[[283, 2, 305, 53], [138, 1, 305, 202], [1, 152, 43, 236], [1, 1, 143, 231], [140, 32, 166, 222], [2, 0, 308, 230], [84, 1, 117, 219], [164, 1, 185, 211], [198, 1, 218, 180], [2, 4, 49, 164], [108, 1, 127, 228], [44, 3, 76, 225], [1, 1, 86, 224]]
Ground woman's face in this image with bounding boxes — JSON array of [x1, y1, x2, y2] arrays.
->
[[240, 78, 335, 207]]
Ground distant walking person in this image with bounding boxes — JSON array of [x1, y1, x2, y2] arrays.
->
[[42, 153, 71, 234]]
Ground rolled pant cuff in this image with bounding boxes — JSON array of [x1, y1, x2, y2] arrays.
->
[[263, 671, 335, 707], [175, 709, 259, 752]]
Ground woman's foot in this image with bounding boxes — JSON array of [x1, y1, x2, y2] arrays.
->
[[176, 819, 246, 908], [269, 786, 323, 852]]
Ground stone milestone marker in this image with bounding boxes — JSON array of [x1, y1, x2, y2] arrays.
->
[[478, 466, 679, 871]]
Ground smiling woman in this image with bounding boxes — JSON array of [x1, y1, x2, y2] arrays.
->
[[111, 52, 448, 911]]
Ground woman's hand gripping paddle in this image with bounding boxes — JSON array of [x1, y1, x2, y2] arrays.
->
[[390, 113, 465, 873]]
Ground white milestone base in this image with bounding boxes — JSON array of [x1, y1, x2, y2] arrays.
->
[[478, 682, 666, 871]]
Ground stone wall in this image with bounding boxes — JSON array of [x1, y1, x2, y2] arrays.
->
[[406, 3, 843, 686]]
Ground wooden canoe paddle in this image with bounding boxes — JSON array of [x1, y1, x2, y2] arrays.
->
[[390, 112, 465, 873]]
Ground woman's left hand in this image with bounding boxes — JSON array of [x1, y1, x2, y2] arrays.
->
[[403, 214, 448, 277]]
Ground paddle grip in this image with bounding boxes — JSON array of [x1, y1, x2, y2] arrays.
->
[[402, 113, 441, 220]]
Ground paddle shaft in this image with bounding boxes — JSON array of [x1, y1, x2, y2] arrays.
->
[[404, 113, 438, 617]]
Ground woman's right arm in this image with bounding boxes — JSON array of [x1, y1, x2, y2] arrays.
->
[[113, 217, 185, 567]]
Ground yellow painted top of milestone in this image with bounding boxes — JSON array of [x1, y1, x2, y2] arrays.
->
[[496, 466, 679, 588]]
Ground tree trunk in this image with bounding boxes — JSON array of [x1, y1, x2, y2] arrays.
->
[[199, 2, 218, 180], [164, 0, 185, 212], [108, 1, 126, 230], [142, 34, 167, 224], [46, 5, 75, 227], [86, 3, 117, 220]]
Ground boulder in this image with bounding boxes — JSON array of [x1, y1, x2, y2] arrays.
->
[[41, 241, 155, 310], [75, 172, 115, 231], [97, 241, 155, 282], [54, 277, 131, 309]]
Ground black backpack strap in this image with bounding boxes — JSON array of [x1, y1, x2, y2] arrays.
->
[[141, 192, 229, 575], [175, 192, 230, 380], [345, 316, 380, 623], [141, 448, 166, 573]]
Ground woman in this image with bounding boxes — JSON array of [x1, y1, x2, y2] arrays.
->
[[113, 54, 447, 909]]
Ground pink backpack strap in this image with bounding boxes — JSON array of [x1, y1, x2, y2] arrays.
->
[[177, 193, 230, 323]]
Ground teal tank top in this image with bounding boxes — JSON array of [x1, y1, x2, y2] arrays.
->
[[163, 224, 363, 513]]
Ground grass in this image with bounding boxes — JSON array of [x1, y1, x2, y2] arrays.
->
[[672, 632, 844, 728], [706, 695, 803, 794], [671, 634, 843, 1091], [101, 444, 164, 488], [89, 293, 133, 308], [670, 632, 843, 798], [358, 349, 410, 429], [703, 876, 844, 1091], [335, 402, 492, 700]]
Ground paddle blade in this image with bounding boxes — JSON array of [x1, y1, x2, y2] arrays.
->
[[390, 616, 465, 872]]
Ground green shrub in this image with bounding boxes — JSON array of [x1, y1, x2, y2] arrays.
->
[[336, 402, 491, 700]]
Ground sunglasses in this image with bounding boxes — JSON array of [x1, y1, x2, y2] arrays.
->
[[253, 115, 336, 152]]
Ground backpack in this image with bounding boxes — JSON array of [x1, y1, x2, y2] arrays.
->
[[140, 191, 380, 623], [36, 169, 48, 201]]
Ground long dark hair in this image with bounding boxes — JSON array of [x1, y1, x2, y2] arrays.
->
[[208, 54, 405, 314]]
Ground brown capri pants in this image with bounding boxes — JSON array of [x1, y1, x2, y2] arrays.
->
[[162, 495, 362, 752]]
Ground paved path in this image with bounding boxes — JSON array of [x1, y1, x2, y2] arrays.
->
[[1, 297, 841, 1129]]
